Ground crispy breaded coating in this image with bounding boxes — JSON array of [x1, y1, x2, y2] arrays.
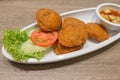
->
[[54, 42, 83, 55], [36, 8, 62, 31], [62, 17, 85, 28], [85, 23, 110, 42], [58, 25, 88, 47]]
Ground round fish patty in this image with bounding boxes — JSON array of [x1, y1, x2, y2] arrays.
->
[[62, 17, 85, 29], [54, 42, 83, 55], [36, 8, 62, 31], [58, 25, 88, 47], [85, 23, 110, 42]]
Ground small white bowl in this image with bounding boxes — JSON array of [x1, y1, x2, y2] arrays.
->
[[96, 3, 120, 30]]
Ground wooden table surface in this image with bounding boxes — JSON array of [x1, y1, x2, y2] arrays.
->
[[0, 0, 120, 80]]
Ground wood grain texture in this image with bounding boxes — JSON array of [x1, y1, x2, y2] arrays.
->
[[0, 0, 120, 80]]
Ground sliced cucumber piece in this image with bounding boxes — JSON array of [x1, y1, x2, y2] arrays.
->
[[20, 39, 49, 54]]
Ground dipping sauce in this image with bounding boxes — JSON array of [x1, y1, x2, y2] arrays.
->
[[100, 9, 120, 24]]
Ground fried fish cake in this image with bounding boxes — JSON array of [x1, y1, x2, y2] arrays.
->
[[54, 42, 83, 55], [85, 23, 110, 42], [58, 25, 88, 47], [62, 17, 85, 28], [36, 8, 62, 31]]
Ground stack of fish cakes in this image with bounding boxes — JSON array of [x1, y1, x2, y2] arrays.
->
[[55, 17, 88, 54]]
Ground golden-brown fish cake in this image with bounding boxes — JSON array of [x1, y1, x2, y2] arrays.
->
[[54, 42, 83, 55], [58, 25, 88, 47], [36, 8, 62, 31], [85, 23, 110, 42], [62, 17, 85, 28]]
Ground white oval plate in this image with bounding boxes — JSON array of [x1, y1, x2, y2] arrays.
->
[[2, 8, 120, 64]]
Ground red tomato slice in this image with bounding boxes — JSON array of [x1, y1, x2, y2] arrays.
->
[[111, 9, 120, 17], [30, 30, 58, 47]]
